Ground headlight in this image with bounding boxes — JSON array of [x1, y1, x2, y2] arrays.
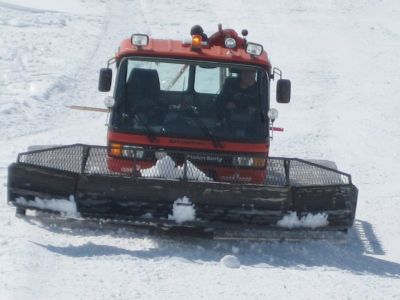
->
[[122, 146, 144, 159], [233, 156, 266, 168], [131, 34, 149, 47], [246, 43, 263, 56], [224, 37, 236, 49]]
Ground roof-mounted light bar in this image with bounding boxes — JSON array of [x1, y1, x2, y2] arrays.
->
[[246, 42, 263, 56], [131, 34, 149, 47]]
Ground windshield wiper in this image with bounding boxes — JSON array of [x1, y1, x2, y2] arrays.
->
[[186, 109, 222, 148], [132, 112, 157, 143]]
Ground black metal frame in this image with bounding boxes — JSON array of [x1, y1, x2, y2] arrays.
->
[[8, 144, 358, 232]]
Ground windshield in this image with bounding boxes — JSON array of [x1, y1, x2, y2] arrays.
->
[[110, 57, 269, 143]]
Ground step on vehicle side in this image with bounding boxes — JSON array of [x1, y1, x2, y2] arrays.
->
[[7, 25, 358, 240]]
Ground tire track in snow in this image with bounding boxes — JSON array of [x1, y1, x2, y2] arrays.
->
[[61, 0, 153, 110], [138, 0, 222, 38], [0, 4, 106, 142], [0, 1, 160, 297], [0, 1, 57, 13], [237, 1, 352, 159], [0, 0, 152, 149]]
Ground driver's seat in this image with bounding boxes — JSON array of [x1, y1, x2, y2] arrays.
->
[[126, 68, 160, 110]]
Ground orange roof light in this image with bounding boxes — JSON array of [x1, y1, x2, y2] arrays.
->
[[191, 34, 202, 49]]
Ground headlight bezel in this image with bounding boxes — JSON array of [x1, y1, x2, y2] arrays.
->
[[246, 42, 263, 56], [131, 34, 149, 47]]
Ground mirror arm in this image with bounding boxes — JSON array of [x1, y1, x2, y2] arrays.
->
[[107, 57, 116, 68], [272, 67, 282, 80]]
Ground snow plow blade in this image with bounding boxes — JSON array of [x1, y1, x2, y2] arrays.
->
[[7, 144, 358, 239]]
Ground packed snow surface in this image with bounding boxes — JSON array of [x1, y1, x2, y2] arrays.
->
[[277, 212, 329, 229], [168, 196, 196, 224], [1, 0, 400, 299]]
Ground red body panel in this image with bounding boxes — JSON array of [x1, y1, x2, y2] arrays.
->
[[107, 130, 269, 183], [108, 131, 268, 153]]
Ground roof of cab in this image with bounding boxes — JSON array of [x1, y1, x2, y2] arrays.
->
[[115, 37, 272, 72]]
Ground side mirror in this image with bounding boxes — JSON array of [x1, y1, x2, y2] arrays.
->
[[98, 68, 112, 92], [276, 79, 291, 103]]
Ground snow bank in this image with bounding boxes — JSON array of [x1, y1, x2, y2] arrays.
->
[[168, 196, 196, 224], [277, 212, 329, 229], [140, 155, 212, 181], [221, 255, 241, 269], [15, 195, 78, 217]]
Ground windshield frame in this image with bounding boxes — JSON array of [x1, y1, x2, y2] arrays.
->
[[109, 56, 271, 143]]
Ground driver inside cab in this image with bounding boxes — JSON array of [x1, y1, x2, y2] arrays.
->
[[216, 70, 259, 121]]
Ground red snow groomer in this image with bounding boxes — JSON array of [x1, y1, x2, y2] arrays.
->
[[8, 25, 358, 240]]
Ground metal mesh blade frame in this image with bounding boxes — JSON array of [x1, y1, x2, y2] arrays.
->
[[17, 144, 352, 186]]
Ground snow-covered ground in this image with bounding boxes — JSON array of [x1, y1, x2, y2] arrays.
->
[[1, 0, 400, 299]]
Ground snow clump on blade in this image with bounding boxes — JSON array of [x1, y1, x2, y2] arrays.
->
[[140, 155, 179, 178], [221, 255, 241, 269], [300, 213, 329, 228], [277, 211, 329, 229], [185, 160, 212, 181], [140, 155, 212, 181], [168, 196, 196, 223], [16, 195, 79, 217]]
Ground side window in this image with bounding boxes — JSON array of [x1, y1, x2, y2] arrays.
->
[[194, 66, 220, 94]]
